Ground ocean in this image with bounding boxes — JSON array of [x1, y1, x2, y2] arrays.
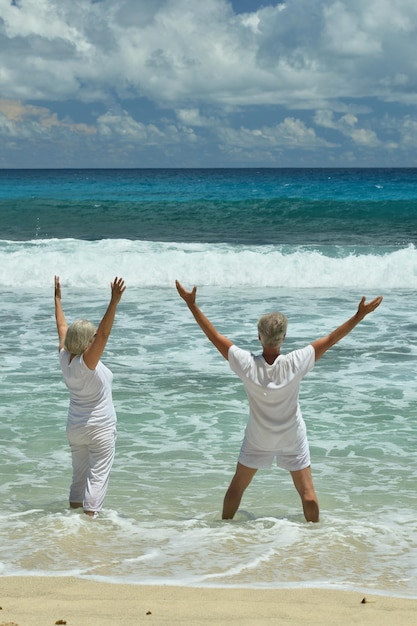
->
[[1, 168, 417, 597]]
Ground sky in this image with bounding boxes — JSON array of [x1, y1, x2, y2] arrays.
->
[[1, 0, 417, 168]]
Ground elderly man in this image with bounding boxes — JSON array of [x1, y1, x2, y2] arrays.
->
[[176, 280, 382, 522]]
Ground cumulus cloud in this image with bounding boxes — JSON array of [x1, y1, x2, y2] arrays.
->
[[96, 107, 198, 145], [398, 116, 417, 148], [0, 98, 95, 138], [314, 110, 381, 147], [0, 0, 416, 106], [218, 117, 334, 151], [0, 0, 416, 165]]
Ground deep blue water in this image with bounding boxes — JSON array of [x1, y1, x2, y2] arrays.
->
[[1, 168, 417, 245]]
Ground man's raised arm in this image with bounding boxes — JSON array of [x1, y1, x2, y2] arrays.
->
[[312, 295, 383, 362], [175, 280, 233, 360]]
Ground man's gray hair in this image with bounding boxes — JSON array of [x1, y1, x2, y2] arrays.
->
[[257, 312, 288, 347], [64, 319, 96, 355]]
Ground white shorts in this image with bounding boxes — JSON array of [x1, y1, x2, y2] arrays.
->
[[238, 435, 311, 472]]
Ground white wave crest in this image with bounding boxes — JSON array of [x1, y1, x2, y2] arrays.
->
[[1, 239, 416, 289]]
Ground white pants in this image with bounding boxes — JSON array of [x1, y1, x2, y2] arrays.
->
[[67, 424, 116, 513]]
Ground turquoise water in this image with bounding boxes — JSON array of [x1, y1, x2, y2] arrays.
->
[[1, 167, 417, 245], [1, 169, 417, 596]]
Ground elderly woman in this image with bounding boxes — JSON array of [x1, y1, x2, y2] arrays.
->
[[54, 275, 126, 518]]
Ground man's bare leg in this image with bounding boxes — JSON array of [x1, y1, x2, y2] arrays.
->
[[222, 462, 258, 519], [290, 466, 319, 522]]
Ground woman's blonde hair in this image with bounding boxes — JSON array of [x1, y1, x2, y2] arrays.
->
[[257, 312, 287, 347], [64, 319, 96, 355]]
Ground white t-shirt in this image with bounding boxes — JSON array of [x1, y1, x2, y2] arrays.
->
[[59, 349, 116, 429], [228, 344, 315, 452]]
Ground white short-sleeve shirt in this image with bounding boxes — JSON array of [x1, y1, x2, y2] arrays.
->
[[228, 344, 315, 453], [59, 349, 116, 429]]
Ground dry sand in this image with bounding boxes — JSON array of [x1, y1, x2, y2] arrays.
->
[[1, 576, 416, 626]]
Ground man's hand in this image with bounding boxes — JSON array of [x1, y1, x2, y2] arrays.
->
[[176, 280, 197, 308], [356, 295, 383, 320]]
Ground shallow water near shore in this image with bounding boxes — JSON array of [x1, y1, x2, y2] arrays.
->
[[1, 285, 417, 597]]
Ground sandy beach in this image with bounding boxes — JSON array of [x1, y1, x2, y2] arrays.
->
[[0, 577, 416, 626]]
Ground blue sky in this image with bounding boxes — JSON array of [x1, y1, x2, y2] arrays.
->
[[1, 0, 417, 168]]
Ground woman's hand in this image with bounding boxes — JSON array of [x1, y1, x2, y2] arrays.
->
[[110, 277, 126, 305], [54, 275, 62, 299]]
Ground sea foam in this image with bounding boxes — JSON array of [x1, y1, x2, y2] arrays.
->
[[1, 238, 416, 289]]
